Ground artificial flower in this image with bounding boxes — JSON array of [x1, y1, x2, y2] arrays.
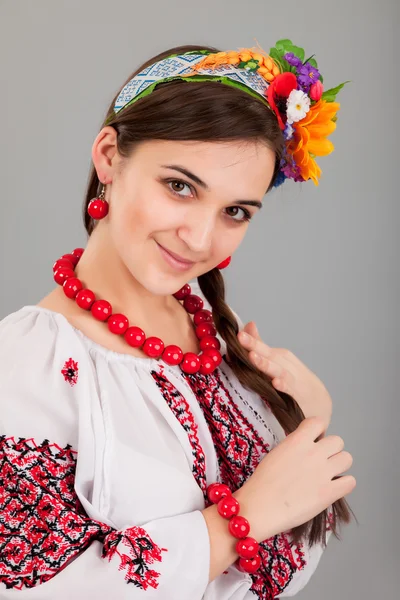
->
[[286, 89, 311, 124], [283, 121, 294, 141], [297, 63, 320, 91], [281, 157, 304, 182], [266, 72, 298, 129], [310, 80, 324, 101], [272, 169, 287, 188], [286, 100, 340, 185], [284, 52, 303, 68]]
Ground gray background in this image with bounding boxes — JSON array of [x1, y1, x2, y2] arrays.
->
[[1, 0, 398, 597]]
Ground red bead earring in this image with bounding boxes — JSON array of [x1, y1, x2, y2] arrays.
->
[[87, 183, 109, 220], [217, 256, 231, 269]]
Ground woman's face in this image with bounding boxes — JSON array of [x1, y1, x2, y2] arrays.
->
[[93, 129, 276, 295]]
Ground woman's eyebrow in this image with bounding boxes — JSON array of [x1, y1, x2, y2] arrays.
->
[[237, 200, 263, 209], [160, 164, 263, 209], [160, 164, 209, 189]]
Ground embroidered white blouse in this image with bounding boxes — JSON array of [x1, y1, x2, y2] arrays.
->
[[0, 282, 331, 599]]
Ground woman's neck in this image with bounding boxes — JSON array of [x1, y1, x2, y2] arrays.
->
[[76, 224, 180, 320], [37, 226, 201, 357]]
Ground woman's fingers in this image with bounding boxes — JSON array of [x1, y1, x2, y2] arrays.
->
[[238, 329, 299, 371], [330, 474, 357, 499], [238, 330, 272, 355], [328, 451, 353, 478], [249, 350, 296, 393], [318, 434, 345, 457]]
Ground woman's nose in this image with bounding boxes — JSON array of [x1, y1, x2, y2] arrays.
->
[[178, 210, 216, 254]]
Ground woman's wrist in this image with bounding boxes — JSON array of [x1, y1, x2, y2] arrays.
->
[[201, 503, 239, 582], [202, 482, 280, 582], [204, 483, 264, 576], [232, 486, 277, 544]]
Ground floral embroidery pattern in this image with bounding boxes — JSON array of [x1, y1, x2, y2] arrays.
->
[[61, 358, 79, 387], [151, 367, 207, 500], [0, 436, 166, 590], [103, 528, 166, 590], [180, 368, 307, 598], [182, 368, 270, 483]]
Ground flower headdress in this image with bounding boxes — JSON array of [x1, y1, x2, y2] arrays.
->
[[107, 39, 349, 187]]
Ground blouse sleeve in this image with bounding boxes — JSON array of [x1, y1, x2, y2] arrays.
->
[[0, 308, 211, 599]]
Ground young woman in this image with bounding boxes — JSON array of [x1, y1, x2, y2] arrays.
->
[[0, 41, 356, 598]]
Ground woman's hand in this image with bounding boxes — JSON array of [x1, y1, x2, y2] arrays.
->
[[238, 321, 333, 431], [234, 416, 355, 542]]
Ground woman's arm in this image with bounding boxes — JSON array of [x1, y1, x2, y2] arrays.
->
[[0, 310, 251, 598], [0, 435, 213, 598]]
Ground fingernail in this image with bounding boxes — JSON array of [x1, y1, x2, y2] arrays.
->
[[240, 332, 249, 342]]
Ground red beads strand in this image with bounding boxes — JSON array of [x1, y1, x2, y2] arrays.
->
[[108, 314, 129, 335], [228, 515, 250, 538], [52, 248, 223, 374], [91, 300, 112, 321], [76, 289, 95, 310], [206, 483, 261, 574], [63, 278, 83, 299], [125, 326, 146, 348]]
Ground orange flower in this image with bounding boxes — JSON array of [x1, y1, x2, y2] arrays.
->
[[287, 100, 340, 185]]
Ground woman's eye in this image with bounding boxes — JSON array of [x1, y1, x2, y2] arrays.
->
[[167, 180, 193, 197], [165, 179, 251, 223], [225, 206, 252, 223]]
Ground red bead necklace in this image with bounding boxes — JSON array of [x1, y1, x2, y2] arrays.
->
[[53, 248, 223, 375]]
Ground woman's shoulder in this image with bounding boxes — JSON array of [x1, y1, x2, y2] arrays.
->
[[1, 303, 59, 342], [0, 306, 90, 445], [0, 304, 86, 369]]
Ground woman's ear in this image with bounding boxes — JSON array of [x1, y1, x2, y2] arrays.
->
[[91, 126, 119, 183]]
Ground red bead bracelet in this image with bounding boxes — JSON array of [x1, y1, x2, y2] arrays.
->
[[206, 483, 261, 574]]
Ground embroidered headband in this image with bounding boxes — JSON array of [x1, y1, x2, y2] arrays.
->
[[106, 39, 349, 187]]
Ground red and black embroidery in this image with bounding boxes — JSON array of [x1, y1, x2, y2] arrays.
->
[[103, 527, 166, 590], [179, 367, 307, 598], [0, 436, 166, 591], [182, 367, 270, 484], [151, 367, 207, 500], [61, 358, 79, 387]]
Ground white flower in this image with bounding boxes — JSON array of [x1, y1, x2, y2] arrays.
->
[[286, 89, 310, 125]]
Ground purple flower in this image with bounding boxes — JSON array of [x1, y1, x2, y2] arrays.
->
[[284, 52, 303, 68], [297, 62, 321, 91], [283, 122, 294, 141], [281, 159, 304, 182]]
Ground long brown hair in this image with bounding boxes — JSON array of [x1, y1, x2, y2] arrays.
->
[[83, 44, 353, 547]]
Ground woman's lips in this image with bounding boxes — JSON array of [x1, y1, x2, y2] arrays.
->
[[156, 242, 195, 272]]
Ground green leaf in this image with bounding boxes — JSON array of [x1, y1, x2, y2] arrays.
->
[[246, 60, 259, 71], [238, 59, 260, 73], [269, 47, 290, 72], [274, 39, 305, 63], [306, 56, 318, 68], [269, 47, 281, 61], [289, 45, 305, 62], [321, 80, 351, 102], [275, 38, 294, 55]]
